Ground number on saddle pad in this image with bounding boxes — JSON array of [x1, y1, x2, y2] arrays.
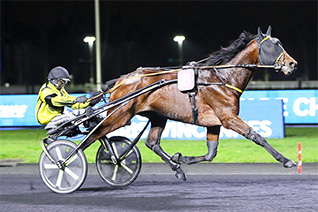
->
[[177, 69, 195, 92]]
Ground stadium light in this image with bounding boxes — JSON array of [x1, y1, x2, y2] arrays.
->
[[83, 36, 96, 45], [84, 36, 96, 84], [173, 35, 186, 65], [173, 35, 185, 45]]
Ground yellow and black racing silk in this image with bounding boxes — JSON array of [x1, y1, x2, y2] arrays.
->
[[35, 82, 90, 125]]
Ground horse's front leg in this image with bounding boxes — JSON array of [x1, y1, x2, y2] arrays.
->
[[171, 126, 220, 165], [221, 113, 296, 168], [145, 115, 186, 181]]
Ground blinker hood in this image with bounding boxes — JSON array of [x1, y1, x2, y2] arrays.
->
[[256, 26, 284, 66]]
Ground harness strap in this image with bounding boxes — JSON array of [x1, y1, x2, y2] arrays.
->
[[275, 51, 286, 63], [103, 62, 274, 96], [187, 92, 199, 125], [260, 36, 270, 44], [212, 67, 243, 93], [225, 84, 243, 93]]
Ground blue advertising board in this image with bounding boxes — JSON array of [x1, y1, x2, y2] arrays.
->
[[0, 94, 82, 127], [241, 89, 318, 124], [0, 95, 38, 126], [1, 89, 316, 139]]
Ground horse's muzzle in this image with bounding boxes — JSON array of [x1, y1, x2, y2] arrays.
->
[[282, 61, 297, 75], [290, 61, 297, 71]]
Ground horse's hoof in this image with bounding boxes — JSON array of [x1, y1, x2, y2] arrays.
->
[[171, 152, 182, 163], [175, 167, 186, 181], [283, 160, 297, 168], [175, 172, 186, 181]]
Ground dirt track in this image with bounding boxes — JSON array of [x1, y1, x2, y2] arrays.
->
[[1, 163, 318, 212]]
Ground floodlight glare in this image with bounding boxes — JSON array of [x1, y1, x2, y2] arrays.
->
[[83, 36, 96, 45], [173, 35, 185, 65], [173, 35, 185, 44]]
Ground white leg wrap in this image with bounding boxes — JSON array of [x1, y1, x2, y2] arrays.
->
[[205, 141, 219, 161]]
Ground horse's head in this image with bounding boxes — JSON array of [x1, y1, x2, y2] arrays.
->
[[256, 26, 297, 75]]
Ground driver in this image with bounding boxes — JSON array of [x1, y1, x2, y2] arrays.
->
[[35, 66, 101, 131]]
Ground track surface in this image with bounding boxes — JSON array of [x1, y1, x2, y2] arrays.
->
[[1, 163, 318, 212]]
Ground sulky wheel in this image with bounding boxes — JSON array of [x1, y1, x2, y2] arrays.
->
[[96, 136, 142, 187], [39, 140, 87, 194]]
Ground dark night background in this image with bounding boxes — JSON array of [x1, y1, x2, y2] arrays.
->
[[1, 0, 317, 93]]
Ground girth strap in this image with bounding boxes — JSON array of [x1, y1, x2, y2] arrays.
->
[[187, 92, 199, 125]]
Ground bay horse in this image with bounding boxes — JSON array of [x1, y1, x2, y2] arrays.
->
[[86, 26, 298, 180]]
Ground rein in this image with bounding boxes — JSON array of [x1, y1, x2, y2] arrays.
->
[[89, 60, 283, 103], [104, 63, 279, 96]]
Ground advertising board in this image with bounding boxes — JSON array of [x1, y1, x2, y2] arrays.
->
[[241, 89, 318, 124], [1, 89, 316, 139]]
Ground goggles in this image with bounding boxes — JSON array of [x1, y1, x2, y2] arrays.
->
[[57, 78, 70, 85]]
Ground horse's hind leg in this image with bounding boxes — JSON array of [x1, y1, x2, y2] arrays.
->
[[171, 126, 220, 165], [144, 114, 186, 181]]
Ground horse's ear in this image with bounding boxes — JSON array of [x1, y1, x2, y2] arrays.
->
[[257, 27, 262, 36], [266, 25, 272, 36], [257, 27, 265, 39]]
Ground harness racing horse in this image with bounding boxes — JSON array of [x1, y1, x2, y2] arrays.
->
[[85, 26, 298, 180]]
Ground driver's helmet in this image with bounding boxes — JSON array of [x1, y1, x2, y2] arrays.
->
[[48, 66, 71, 90]]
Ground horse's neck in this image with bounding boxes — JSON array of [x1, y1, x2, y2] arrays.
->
[[223, 40, 259, 92]]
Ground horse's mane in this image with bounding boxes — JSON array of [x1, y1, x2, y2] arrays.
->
[[206, 31, 256, 66]]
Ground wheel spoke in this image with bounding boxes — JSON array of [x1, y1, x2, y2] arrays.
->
[[111, 165, 119, 181], [56, 170, 64, 187], [65, 155, 78, 166], [120, 150, 133, 161], [120, 162, 133, 174], [125, 150, 133, 158], [65, 167, 79, 180], [100, 159, 113, 164], [55, 147, 64, 160], [44, 163, 59, 169], [112, 142, 119, 158]]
